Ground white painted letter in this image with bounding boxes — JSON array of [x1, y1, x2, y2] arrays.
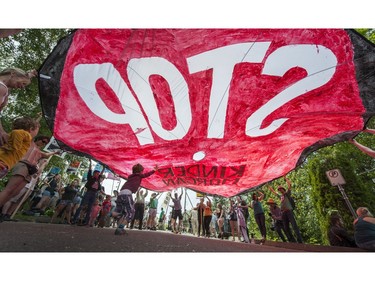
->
[[73, 63, 154, 145], [127, 57, 191, 141], [246, 44, 337, 137], [188, 42, 271, 138]]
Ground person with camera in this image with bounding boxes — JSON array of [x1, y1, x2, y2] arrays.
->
[[266, 198, 287, 242]]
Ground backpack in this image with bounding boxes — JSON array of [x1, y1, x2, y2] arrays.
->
[[285, 192, 296, 210]]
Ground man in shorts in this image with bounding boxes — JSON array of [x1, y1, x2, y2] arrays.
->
[[171, 188, 184, 234]]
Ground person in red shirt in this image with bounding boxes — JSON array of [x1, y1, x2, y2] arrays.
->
[[98, 194, 112, 227]]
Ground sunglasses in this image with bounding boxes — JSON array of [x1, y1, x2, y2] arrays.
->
[[41, 139, 49, 145]]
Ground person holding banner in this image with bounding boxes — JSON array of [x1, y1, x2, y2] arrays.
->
[[72, 159, 106, 226], [0, 158, 48, 221], [146, 192, 159, 231], [171, 188, 183, 234], [130, 188, 148, 230], [349, 128, 375, 158], [0, 134, 56, 219], [0, 116, 41, 179]]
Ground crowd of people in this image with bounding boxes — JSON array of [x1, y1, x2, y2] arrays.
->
[[0, 64, 374, 251]]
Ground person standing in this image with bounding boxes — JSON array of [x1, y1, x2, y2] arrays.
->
[[50, 179, 80, 224], [0, 133, 56, 213], [194, 197, 205, 237], [250, 191, 267, 244], [266, 198, 287, 242], [0, 157, 48, 220], [130, 188, 148, 230], [112, 163, 157, 235], [171, 189, 183, 234], [72, 159, 106, 226], [147, 192, 159, 231], [216, 203, 226, 239], [98, 194, 112, 228], [203, 196, 213, 238], [34, 173, 62, 213], [228, 199, 241, 242], [0, 116, 41, 179], [237, 195, 250, 241], [269, 177, 303, 243], [158, 207, 166, 230]]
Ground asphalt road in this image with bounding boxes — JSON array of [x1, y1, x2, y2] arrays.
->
[[0, 220, 365, 252]]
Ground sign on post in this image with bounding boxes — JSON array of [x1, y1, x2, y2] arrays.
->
[[326, 169, 346, 186]]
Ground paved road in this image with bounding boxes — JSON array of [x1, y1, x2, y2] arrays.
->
[[0, 220, 364, 252]]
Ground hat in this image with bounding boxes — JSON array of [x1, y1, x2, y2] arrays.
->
[[277, 186, 286, 191], [266, 198, 276, 205]]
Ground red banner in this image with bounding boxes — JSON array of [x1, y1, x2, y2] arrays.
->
[[39, 29, 373, 197]]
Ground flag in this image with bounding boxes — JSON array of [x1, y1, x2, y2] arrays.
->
[[39, 29, 375, 197]]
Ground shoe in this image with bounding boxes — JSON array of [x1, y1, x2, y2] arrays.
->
[[114, 228, 128, 235], [77, 223, 88, 226], [2, 214, 11, 221], [260, 238, 266, 245]]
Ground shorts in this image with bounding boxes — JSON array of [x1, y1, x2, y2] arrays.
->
[[11, 162, 32, 183], [172, 209, 183, 220], [73, 196, 82, 205], [114, 192, 135, 221], [148, 208, 157, 218], [42, 190, 52, 197], [59, 199, 74, 207]]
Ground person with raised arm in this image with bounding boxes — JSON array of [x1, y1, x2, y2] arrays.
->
[[349, 128, 375, 158], [269, 177, 303, 243]]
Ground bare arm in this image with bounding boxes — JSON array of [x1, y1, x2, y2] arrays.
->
[[363, 128, 375, 135], [285, 177, 292, 191], [349, 139, 375, 158], [363, 216, 375, 225], [269, 186, 278, 196], [258, 191, 264, 201]]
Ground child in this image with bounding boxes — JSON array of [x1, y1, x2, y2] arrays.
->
[[113, 163, 158, 235], [0, 116, 40, 179], [98, 194, 112, 227], [88, 198, 101, 227], [0, 68, 37, 146]]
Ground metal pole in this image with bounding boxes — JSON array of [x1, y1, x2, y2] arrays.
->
[[185, 189, 194, 208], [337, 184, 357, 219]]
